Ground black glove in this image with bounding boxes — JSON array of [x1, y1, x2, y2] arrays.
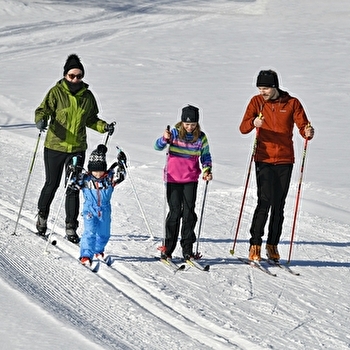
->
[[115, 165, 126, 184], [117, 150, 127, 168], [105, 122, 115, 136], [36, 119, 47, 132]]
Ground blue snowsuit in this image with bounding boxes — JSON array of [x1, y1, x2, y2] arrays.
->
[[79, 170, 118, 260]]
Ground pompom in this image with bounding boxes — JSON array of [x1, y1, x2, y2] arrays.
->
[[63, 53, 85, 76], [97, 144, 108, 154]]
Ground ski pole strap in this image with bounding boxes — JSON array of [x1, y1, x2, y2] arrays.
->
[[104, 122, 116, 146]]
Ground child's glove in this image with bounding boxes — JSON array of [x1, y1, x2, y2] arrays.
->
[[66, 155, 84, 189], [115, 165, 126, 184], [117, 150, 127, 168]]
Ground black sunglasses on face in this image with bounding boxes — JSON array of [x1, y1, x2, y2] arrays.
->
[[67, 73, 83, 80]]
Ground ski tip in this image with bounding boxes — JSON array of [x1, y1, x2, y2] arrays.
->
[[178, 264, 186, 271], [92, 261, 100, 273], [105, 256, 113, 266], [204, 265, 210, 272]]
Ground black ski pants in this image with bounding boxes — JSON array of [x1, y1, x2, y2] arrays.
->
[[37, 148, 85, 227], [165, 182, 198, 258], [250, 162, 293, 246]]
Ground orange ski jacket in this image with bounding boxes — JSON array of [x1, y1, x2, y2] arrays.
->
[[239, 91, 310, 164]]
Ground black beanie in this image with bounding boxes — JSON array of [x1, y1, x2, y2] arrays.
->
[[88, 144, 107, 172], [63, 54, 85, 77], [256, 70, 279, 88], [181, 105, 199, 123]]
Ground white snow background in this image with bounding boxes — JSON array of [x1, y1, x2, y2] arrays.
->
[[0, 0, 349, 349]]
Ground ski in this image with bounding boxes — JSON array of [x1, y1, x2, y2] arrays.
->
[[80, 255, 114, 273], [262, 258, 300, 276], [34, 231, 57, 246], [185, 258, 210, 272], [80, 258, 100, 273], [159, 257, 186, 273], [97, 254, 113, 267], [238, 257, 277, 277], [90, 260, 100, 273]]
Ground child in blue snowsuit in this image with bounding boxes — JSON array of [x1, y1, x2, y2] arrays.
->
[[71, 144, 126, 266]]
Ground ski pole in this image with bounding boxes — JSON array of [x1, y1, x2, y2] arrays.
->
[[158, 125, 171, 253], [117, 146, 155, 240], [287, 136, 309, 264], [104, 121, 116, 146], [230, 117, 261, 255], [44, 156, 77, 253], [13, 131, 42, 235], [195, 180, 209, 259]]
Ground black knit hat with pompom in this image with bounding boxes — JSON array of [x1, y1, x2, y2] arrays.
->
[[63, 54, 85, 77], [88, 144, 108, 172]]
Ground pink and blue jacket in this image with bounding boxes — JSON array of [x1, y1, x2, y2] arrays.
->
[[155, 127, 212, 183]]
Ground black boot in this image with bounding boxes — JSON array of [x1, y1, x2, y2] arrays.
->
[[36, 211, 47, 236], [65, 222, 80, 244]]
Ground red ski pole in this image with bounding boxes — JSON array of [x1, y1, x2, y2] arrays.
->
[[287, 136, 309, 263], [230, 124, 260, 255]]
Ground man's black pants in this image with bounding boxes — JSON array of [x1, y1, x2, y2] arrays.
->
[[250, 162, 293, 246]]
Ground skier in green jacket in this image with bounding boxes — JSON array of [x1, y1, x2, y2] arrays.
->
[[35, 54, 115, 243]]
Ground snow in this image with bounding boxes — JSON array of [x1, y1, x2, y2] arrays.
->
[[0, 0, 349, 349]]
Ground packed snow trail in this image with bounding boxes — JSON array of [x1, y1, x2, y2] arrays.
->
[[1, 0, 350, 348], [0, 213, 260, 349]]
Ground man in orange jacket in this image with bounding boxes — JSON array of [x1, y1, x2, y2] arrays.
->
[[239, 70, 314, 262]]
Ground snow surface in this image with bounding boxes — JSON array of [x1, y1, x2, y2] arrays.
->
[[0, 0, 349, 349]]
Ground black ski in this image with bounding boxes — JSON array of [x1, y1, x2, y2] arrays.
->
[[95, 254, 113, 267], [80, 255, 114, 273], [80, 259, 100, 273], [238, 257, 277, 277]]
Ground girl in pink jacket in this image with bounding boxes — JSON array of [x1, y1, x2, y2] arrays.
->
[[155, 105, 212, 260]]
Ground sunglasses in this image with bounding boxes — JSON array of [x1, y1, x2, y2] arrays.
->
[[67, 73, 83, 80]]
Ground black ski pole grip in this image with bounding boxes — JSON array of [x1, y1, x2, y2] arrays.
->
[[166, 125, 171, 144]]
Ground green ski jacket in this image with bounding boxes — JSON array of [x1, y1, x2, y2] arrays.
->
[[35, 79, 107, 153]]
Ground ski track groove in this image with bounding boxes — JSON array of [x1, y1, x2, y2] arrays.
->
[[0, 2, 229, 60], [0, 220, 200, 349], [1, 231, 134, 349], [2, 132, 350, 349], [0, 207, 246, 350], [104, 261, 243, 349], [53, 236, 247, 349]]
